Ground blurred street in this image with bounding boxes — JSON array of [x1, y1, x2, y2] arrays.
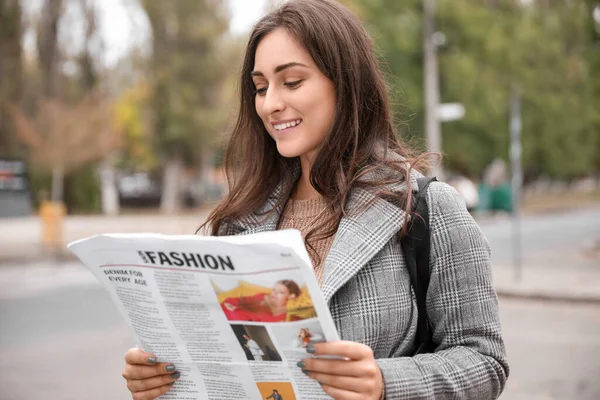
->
[[0, 207, 599, 400], [1, 0, 599, 398]]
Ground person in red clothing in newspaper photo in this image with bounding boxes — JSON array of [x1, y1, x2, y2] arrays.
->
[[220, 279, 300, 322]]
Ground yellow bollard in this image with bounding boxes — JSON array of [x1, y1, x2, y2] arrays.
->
[[40, 201, 66, 251]]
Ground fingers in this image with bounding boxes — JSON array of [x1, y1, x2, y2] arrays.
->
[[305, 370, 364, 392], [125, 348, 158, 366], [301, 359, 383, 400], [131, 382, 175, 400], [306, 340, 374, 361], [127, 371, 180, 394], [122, 362, 176, 380], [122, 347, 180, 399], [299, 358, 376, 378], [123, 348, 176, 380], [299, 341, 384, 399]]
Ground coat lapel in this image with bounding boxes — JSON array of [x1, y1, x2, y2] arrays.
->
[[225, 192, 282, 236], [223, 161, 301, 236], [319, 186, 408, 304]]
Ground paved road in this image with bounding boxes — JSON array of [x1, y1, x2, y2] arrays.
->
[[477, 208, 600, 269], [0, 263, 599, 400]]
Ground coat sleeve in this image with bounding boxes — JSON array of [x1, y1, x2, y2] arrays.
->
[[376, 181, 509, 399]]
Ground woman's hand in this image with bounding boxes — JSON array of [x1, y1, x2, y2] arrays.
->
[[122, 348, 180, 400], [298, 341, 384, 400]]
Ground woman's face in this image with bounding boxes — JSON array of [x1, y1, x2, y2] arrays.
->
[[270, 282, 293, 307], [252, 28, 336, 163]]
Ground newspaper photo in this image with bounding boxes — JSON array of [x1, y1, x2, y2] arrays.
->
[[67, 229, 339, 400]]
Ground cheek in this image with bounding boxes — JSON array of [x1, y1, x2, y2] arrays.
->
[[255, 99, 267, 122], [304, 88, 336, 132]]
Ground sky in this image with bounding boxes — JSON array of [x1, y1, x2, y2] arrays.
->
[[99, 0, 268, 66], [22, 0, 269, 68], [229, 0, 269, 34]]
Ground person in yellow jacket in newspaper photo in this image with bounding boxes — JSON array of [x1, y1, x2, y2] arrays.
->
[[121, 1, 509, 399]]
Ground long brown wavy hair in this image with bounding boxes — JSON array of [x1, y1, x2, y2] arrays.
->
[[201, 0, 432, 244]]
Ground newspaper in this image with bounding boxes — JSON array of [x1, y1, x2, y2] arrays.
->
[[68, 229, 339, 400]]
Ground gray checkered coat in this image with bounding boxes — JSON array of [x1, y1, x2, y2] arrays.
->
[[219, 169, 509, 399]]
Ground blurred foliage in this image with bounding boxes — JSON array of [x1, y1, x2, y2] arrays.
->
[[0, 0, 23, 157], [114, 82, 157, 170], [343, 0, 600, 180], [28, 163, 102, 213], [2, 0, 599, 214], [141, 0, 231, 166], [63, 163, 102, 213], [585, 0, 600, 171]]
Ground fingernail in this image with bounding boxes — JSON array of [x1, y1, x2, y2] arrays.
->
[[302, 369, 309, 375], [165, 365, 176, 372], [170, 371, 180, 379], [296, 361, 305, 369], [147, 357, 157, 364], [306, 344, 316, 354], [168, 381, 175, 386]]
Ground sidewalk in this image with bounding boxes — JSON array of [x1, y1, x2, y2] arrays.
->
[[0, 211, 211, 264], [493, 262, 600, 304], [1, 211, 599, 303]]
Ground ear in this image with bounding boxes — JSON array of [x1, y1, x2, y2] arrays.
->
[[289, 293, 297, 299]]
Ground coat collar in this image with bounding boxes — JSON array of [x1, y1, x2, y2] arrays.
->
[[224, 158, 420, 303], [319, 168, 419, 303]]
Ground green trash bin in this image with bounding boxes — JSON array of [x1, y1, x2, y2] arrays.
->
[[491, 183, 513, 212], [478, 183, 513, 212]]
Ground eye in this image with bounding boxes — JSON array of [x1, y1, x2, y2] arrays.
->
[[284, 80, 303, 89], [253, 87, 267, 96]]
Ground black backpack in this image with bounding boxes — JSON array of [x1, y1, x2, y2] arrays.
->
[[400, 177, 437, 355]]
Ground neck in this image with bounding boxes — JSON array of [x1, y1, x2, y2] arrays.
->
[[294, 154, 321, 200]]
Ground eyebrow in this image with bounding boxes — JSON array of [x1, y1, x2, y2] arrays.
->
[[250, 62, 309, 77]]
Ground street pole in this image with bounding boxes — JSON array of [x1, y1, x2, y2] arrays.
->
[[509, 85, 523, 282], [423, 0, 443, 179]]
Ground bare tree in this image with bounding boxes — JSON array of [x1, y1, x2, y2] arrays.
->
[[9, 91, 121, 202]]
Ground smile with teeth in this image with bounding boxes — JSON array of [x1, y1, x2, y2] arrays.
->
[[273, 119, 302, 131]]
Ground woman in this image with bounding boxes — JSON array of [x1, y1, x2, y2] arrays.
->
[[121, 1, 509, 399], [297, 328, 312, 348], [242, 334, 264, 361], [297, 328, 324, 348], [221, 279, 301, 322]]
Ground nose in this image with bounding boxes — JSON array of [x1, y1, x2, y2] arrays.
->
[[261, 86, 285, 116]]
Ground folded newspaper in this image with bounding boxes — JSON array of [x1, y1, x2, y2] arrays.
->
[[68, 230, 339, 400]]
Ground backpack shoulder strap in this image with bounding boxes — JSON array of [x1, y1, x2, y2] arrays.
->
[[401, 176, 437, 354]]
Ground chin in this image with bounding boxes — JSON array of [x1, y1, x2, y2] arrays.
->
[[275, 143, 303, 159]]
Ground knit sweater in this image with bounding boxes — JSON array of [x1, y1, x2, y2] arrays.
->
[[277, 197, 336, 286]]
